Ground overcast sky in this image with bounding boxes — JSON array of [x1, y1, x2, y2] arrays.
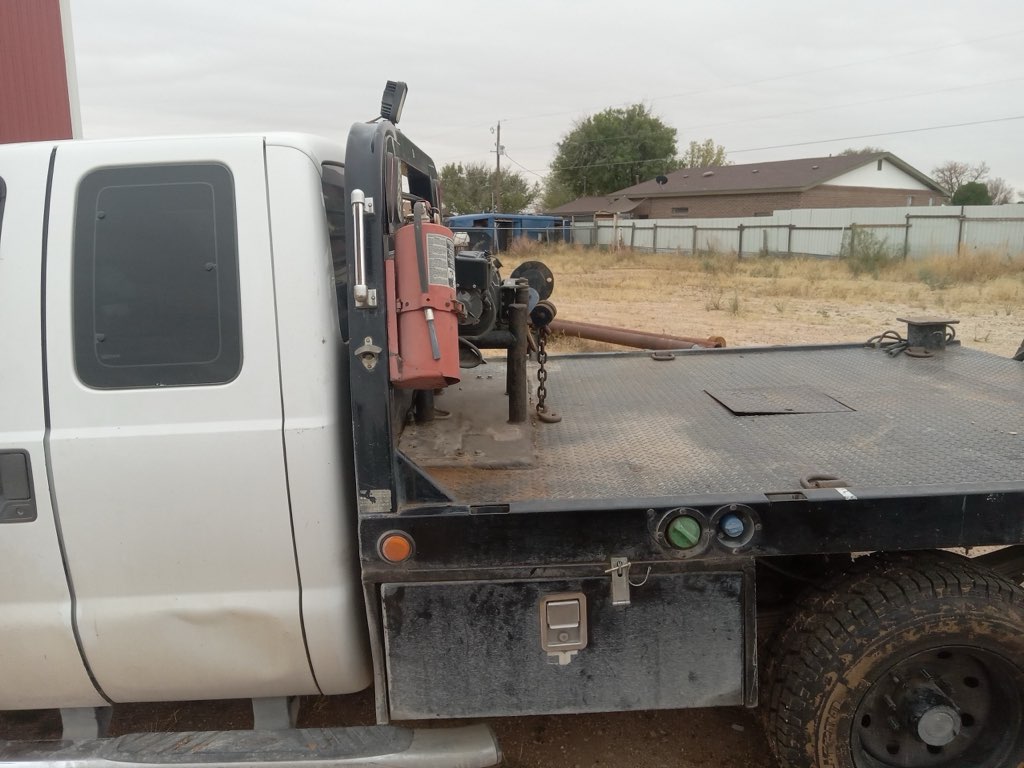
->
[[69, 0, 1024, 197]]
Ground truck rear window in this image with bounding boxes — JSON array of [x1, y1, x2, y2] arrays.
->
[[73, 164, 241, 388]]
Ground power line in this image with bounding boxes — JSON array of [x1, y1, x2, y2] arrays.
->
[[508, 73, 1024, 154], [681, 75, 1024, 133], [521, 114, 1024, 174], [727, 114, 1024, 154], [502, 152, 547, 180]]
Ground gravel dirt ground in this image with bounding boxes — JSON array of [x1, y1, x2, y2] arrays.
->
[[4, 247, 1021, 767], [515, 247, 1024, 360]]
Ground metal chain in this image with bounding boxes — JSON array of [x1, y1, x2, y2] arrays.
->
[[535, 326, 561, 423], [536, 326, 549, 413]]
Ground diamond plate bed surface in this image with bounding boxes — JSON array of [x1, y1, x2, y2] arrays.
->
[[419, 346, 1024, 505]]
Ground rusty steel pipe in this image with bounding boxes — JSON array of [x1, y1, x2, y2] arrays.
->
[[549, 319, 726, 350]]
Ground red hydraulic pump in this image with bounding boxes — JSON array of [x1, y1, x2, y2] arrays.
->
[[386, 203, 461, 389]]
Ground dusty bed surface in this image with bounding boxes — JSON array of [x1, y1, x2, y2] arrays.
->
[[410, 345, 1024, 506]]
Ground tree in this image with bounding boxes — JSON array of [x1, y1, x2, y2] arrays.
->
[[549, 104, 679, 197], [951, 181, 991, 206], [839, 145, 888, 154], [439, 162, 538, 215], [439, 162, 489, 215], [985, 177, 1015, 205], [931, 161, 989, 196], [679, 139, 729, 168], [540, 175, 576, 212]]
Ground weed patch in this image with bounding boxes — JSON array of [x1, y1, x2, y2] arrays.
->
[[840, 228, 901, 277]]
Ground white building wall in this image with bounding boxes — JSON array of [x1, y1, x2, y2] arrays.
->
[[828, 159, 933, 190]]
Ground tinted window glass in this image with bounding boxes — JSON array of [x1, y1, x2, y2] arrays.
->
[[74, 164, 240, 388]]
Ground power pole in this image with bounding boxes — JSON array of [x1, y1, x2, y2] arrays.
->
[[491, 121, 503, 212]]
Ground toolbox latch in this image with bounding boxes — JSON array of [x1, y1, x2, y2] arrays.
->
[[606, 555, 650, 607], [539, 592, 587, 665], [608, 556, 632, 606]]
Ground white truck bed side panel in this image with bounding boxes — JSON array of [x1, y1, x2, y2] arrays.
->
[[265, 145, 371, 694], [42, 137, 317, 702], [0, 143, 105, 709]]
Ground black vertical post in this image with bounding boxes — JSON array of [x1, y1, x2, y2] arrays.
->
[[903, 214, 911, 261], [344, 122, 397, 513], [414, 390, 435, 423], [957, 207, 965, 255], [494, 121, 502, 212], [507, 303, 529, 424], [344, 121, 441, 513]]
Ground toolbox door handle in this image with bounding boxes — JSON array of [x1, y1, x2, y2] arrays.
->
[[0, 452, 37, 523]]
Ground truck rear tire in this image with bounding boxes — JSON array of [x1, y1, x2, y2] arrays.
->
[[761, 551, 1024, 768]]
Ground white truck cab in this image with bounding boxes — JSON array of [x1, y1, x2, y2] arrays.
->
[[0, 134, 369, 708]]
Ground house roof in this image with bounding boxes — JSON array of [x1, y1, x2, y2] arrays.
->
[[546, 195, 645, 216], [605, 197, 644, 213], [546, 195, 618, 215], [615, 153, 945, 198]]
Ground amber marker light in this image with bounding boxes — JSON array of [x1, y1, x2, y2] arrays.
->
[[378, 531, 415, 563]]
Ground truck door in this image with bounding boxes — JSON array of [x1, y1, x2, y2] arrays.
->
[[0, 145, 105, 710], [41, 138, 319, 702]]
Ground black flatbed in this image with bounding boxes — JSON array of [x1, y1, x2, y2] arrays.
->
[[402, 342, 1024, 507]]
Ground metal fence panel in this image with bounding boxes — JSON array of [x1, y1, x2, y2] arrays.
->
[[573, 223, 597, 247], [655, 224, 692, 251], [631, 224, 656, 250], [961, 218, 1024, 256], [964, 205, 1022, 219], [694, 227, 741, 254], [789, 226, 845, 257], [739, 224, 790, 255], [595, 224, 615, 247], [571, 205, 1024, 259], [906, 216, 960, 259]]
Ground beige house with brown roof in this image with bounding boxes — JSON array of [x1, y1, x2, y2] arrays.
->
[[548, 153, 947, 220]]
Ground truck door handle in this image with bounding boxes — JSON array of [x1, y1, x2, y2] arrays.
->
[[0, 451, 37, 523]]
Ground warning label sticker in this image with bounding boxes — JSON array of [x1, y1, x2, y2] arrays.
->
[[426, 233, 456, 289]]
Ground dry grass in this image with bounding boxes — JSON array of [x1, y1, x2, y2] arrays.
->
[[500, 240, 1024, 355]]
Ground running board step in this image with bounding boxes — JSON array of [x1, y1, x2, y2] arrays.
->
[[0, 724, 501, 768]]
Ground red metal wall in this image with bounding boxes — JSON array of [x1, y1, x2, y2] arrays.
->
[[0, 0, 73, 143]]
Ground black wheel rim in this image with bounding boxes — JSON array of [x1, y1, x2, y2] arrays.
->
[[853, 645, 1023, 767]]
